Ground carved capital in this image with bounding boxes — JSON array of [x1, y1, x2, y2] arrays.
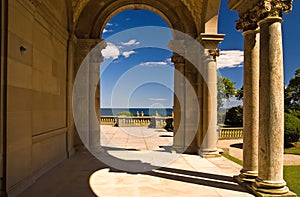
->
[[236, 13, 259, 32], [236, 0, 293, 31], [257, 0, 293, 19], [206, 49, 220, 61], [171, 54, 185, 64]]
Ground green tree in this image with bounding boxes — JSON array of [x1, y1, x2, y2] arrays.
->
[[236, 86, 243, 100], [284, 112, 300, 146], [116, 111, 133, 116], [224, 106, 243, 127], [285, 68, 300, 118], [217, 76, 237, 110]]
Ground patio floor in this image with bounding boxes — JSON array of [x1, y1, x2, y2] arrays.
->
[[19, 125, 254, 197]]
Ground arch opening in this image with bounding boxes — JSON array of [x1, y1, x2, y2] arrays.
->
[[99, 9, 175, 152]]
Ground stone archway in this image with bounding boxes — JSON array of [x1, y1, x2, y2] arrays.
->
[[71, 0, 226, 157]]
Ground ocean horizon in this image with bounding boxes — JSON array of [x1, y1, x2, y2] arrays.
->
[[100, 108, 173, 116]]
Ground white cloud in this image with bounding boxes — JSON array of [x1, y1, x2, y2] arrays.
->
[[101, 42, 120, 59], [106, 23, 113, 26], [103, 28, 113, 33], [121, 39, 140, 46], [148, 98, 168, 101], [122, 50, 135, 58], [139, 62, 168, 67], [217, 50, 244, 69], [166, 58, 172, 64]]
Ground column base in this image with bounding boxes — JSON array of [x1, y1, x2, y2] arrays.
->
[[237, 170, 258, 183], [198, 149, 221, 158], [251, 178, 296, 197], [172, 145, 200, 154], [172, 145, 186, 154], [234, 171, 258, 195]]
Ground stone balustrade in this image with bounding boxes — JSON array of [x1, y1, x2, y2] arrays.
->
[[100, 116, 151, 127], [100, 116, 242, 139], [218, 128, 243, 139]]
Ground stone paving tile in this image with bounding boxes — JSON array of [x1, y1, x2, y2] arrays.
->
[[19, 126, 255, 197]]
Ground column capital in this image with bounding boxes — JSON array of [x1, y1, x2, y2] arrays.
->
[[205, 49, 220, 61], [171, 53, 185, 64], [200, 34, 225, 50], [236, 0, 293, 31], [75, 38, 106, 63]]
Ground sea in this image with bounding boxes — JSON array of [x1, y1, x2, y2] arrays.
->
[[100, 108, 173, 116]]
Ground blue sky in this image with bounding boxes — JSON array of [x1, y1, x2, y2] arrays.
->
[[100, 0, 300, 108]]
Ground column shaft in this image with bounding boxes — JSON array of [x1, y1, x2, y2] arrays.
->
[[239, 29, 259, 181], [200, 52, 219, 156], [254, 17, 288, 194], [172, 55, 186, 153]]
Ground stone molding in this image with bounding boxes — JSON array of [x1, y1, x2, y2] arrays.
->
[[236, 0, 293, 31], [200, 33, 225, 49]]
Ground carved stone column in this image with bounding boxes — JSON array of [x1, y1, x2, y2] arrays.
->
[[253, 1, 295, 196], [235, 18, 260, 183], [200, 34, 224, 157]]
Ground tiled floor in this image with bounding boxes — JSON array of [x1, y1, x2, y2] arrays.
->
[[19, 126, 254, 197], [100, 126, 173, 151]]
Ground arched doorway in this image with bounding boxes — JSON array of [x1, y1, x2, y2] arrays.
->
[[73, 0, 221, 155]]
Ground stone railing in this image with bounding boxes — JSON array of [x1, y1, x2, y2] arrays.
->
[[116, 116, 151, 127], [100, 116, 116, 125], [100, 116, 173, 129], [218, 128, 243, 139], [100, 116, 151, 127], [100, 117, 242, 138]]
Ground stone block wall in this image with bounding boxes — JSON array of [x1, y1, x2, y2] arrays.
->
[[6, 0, 69, 195]]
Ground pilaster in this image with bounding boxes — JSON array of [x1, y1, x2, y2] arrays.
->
[[73, 38, 105, 151]]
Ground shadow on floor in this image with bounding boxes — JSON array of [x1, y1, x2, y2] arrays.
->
[[230, 143, 243, 149], [19, 147, 250, 197]]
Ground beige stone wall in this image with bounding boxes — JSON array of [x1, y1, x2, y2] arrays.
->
[[7, 0, 69, 194]]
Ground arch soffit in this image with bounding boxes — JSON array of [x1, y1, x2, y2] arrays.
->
[[75, 0, 198, 39], [201, 0, 222, 34]]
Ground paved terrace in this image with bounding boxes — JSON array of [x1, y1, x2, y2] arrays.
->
[[19, 125, 254, 197]]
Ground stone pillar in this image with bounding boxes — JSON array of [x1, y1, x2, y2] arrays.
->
[[200, 34, 224, 157], [73, 39, 104, 151], [169, 40, 202, 154], [66, 34, 76, 157], [172, 53, 186, 153], [253, 1, 295, 195], [228, 0, 296, 195], [235, 19, 260, 181], [200, 49, 219, 157], [255, 17, 287, 195]]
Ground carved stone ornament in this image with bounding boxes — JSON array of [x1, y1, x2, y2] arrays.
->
[[207, 49, 220, 61], [236, 0, 293, 31], [171, 54, 185, 64]]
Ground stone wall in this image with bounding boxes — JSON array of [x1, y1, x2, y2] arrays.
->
[[7, 0, 69, 195]]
